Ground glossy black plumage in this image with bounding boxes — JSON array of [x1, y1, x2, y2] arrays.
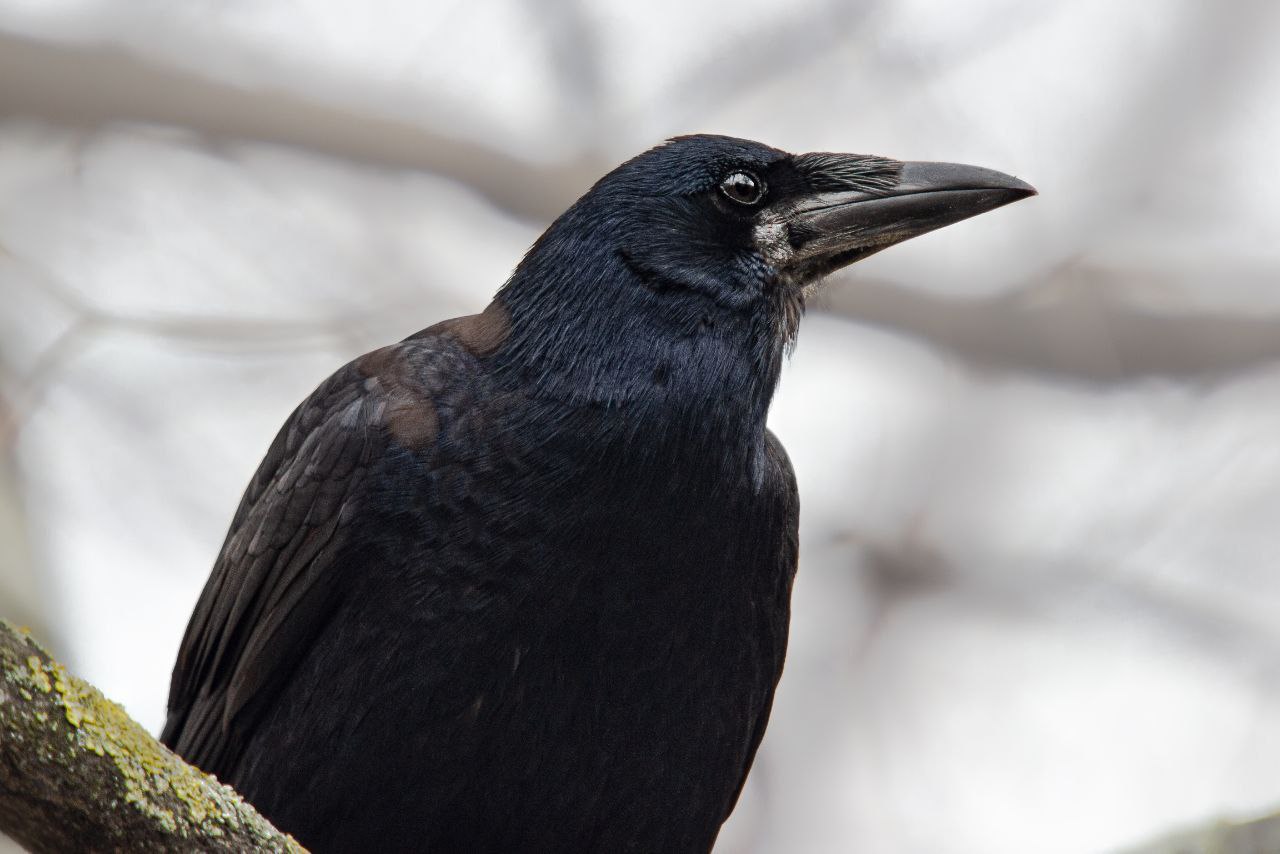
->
[[162, 135, 1033, 852]]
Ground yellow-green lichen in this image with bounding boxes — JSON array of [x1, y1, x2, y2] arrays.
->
[[49, 656, 229, 836], [25, 655, 51, 692], [2, 621, 304, 851]]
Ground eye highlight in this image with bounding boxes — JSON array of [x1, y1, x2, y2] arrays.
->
[[719, 171, 766, 206]]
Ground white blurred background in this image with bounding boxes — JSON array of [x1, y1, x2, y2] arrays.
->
[[2, 1, 1280, 852]]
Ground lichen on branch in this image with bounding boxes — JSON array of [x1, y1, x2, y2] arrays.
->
[[0, 620, 304, 853]]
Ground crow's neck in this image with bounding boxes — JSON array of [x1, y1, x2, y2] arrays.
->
[[493, 239, 787, 469]]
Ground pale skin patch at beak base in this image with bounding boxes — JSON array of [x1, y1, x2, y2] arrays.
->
[[751, 209, 801, 287]]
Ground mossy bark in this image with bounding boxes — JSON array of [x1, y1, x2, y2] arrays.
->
[[1118, 810, 1280, 854], [0, 621, 304, 853]]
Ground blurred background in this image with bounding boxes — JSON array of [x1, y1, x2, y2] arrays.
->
[[2, 1, 1280, 851]]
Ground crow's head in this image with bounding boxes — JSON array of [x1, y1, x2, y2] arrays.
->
[[498, 135, 1034, 413], [589, 134, 1032, 321]]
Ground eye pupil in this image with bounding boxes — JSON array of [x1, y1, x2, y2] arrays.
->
[[720, 171, 765, 205]]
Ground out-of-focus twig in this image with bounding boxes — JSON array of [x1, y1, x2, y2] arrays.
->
[[646, 0, 883, 130], [0, 31, 608, 224], [820, 261, 1280, 382]]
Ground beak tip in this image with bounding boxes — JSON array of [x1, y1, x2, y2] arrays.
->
[[897, 161, 1037, 199], [1010, 176, 1038, 198]]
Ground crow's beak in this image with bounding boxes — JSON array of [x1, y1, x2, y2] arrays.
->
[[782, 160, 1036, 280]]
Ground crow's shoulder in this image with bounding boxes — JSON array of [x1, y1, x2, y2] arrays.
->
[[161, 302, 509, 770]]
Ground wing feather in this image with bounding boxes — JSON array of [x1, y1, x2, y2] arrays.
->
[[160, 354, 424, 772]]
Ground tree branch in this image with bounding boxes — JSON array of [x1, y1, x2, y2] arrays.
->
[[1119, 809, 1280, 854], [0, 31, 608, 224], [0, 621, 304, 853]]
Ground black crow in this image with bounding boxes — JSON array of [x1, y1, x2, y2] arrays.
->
[[162, 135, 1034, 853]]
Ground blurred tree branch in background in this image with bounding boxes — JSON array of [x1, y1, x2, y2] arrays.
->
[[0, 31, 605, 224]]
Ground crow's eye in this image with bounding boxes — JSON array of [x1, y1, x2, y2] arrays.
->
[[719, 171, 765, 206]]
